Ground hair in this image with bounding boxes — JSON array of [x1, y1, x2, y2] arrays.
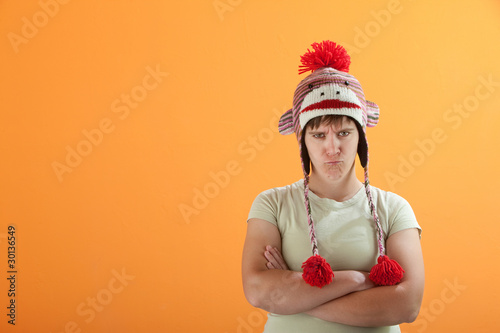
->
[[304, 114, 348, 131]]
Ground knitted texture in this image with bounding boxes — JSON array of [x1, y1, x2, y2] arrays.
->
[[298, 40, 351, 74], [369, 255, 405, 286], [301, 255, 334, 288], [278, 40, 404, 287]]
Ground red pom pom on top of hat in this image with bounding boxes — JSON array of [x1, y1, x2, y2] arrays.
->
[[299, 40, 351, 75], [369, 255, 405, 286], [301, 254, 334, 288]]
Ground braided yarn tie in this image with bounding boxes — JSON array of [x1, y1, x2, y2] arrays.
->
[[364, 165, 405, 286], [300, 172, 333, 288], [303, 176, 318, 256]]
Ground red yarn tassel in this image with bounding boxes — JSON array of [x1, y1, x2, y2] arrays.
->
[[301, 255, 333, 288], [369, 255, 405, 286], [299, 40, 351, 74]]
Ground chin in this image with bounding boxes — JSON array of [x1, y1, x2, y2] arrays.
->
[[323, 172, 343, 181]]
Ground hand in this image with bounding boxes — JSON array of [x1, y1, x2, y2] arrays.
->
[[356, 271, 376, 292], [264, 245, 289, 270]]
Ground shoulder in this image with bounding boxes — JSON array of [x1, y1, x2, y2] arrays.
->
[[248, 180, 304, 225], [368, 185, 412, 210], [253, 179, 304, 203], [369, 185, 421, 235]]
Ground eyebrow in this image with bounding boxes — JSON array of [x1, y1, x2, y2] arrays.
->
[[338, 126, 356, 131], [308, 126, 356, 134]]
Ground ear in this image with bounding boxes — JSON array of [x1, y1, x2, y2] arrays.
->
[[366, 100, 379, 128], [278, 108, 295, 135]]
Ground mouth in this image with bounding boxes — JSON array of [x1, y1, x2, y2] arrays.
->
[[325, 161, 342, 165], [300, 99, 361, 114]]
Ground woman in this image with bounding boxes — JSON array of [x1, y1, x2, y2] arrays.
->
[[242, 41, 424, 332]]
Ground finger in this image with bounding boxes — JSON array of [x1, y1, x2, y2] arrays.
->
[[265, 254, 280, 270], [265, 250, 281, 269], [268, 247, 289, 270]]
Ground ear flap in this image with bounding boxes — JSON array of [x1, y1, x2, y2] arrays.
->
[[366, 100, 380, 128], [278, 109, 295, 135], [355, 122, 368, 168], [300, 132, 311, 175]]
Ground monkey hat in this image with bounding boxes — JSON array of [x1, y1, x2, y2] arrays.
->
[[278, 40, 404, 288]]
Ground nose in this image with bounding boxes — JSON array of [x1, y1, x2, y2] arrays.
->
[[325, 134, 340, 156]]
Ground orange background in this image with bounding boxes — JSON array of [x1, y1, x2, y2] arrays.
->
[[1, 0, 499, 332]]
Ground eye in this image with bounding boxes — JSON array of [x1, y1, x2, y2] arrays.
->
[[308, 84, 314, 89], [339, 131, 350, 137], [344, 81, 349, 86], [312, 133, 325, 139]]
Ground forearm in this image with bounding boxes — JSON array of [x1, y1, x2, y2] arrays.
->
[[245, 269, 370, 315], [306, 281, 422, 326]]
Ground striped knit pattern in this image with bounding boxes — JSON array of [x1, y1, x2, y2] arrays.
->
[[299, 140, 319, 256], [290, 69, 367, 142], [278, 57, 384, 260], [278, 109, 294, 135], [363, 147, 385, 256], [279, 67, 380, 140], [303, 176, 319, 256], [366, 100, 380, 127]]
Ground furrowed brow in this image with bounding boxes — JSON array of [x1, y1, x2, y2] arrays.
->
[[338, 126, 356, 132]]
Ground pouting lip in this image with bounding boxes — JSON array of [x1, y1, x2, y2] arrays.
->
[[301, 99, 361, 114]]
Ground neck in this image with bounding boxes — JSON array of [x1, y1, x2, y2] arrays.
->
[[307, 167, 362, 202]]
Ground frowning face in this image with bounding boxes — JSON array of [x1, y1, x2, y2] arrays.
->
[[304, 116, 359, 182]]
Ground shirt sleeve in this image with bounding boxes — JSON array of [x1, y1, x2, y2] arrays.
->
[[386, 193, 422, 238], [247, 189, 278, 226]]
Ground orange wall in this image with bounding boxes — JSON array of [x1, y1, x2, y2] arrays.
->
[[1, 1, 499, 332]]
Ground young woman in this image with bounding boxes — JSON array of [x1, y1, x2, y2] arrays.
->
[[242, 41, 424, 332]]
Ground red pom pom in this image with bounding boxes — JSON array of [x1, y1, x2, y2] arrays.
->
[[301, 255, 334, 288], [299, 40, 351, 75], [369, 255, 405, 286]]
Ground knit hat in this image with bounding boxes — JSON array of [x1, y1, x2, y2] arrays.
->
[[279, 41, 404, 288]]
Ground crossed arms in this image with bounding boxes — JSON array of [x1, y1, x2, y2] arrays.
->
[[241, 218, 424, 327]]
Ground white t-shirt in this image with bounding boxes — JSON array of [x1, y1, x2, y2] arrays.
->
[[247, 179, 421, 333]]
